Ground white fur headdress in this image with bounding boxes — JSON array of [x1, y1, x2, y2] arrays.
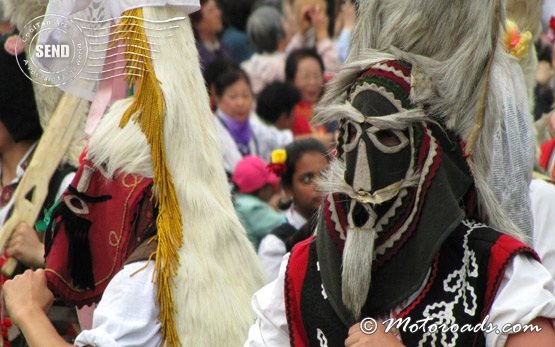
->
[[45, 2, 264, 346]]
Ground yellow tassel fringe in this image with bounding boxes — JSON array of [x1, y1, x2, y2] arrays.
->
[[115, 9, 183, 346]]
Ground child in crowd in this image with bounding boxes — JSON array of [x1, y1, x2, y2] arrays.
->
[[256, 81, 306, 133], [258, 138, 329, 282], [232, 156, 285, 250]]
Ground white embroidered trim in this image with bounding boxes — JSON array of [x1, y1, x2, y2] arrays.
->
[[416, 220, 481, 347], [317, 329, 329, 347], [327, 194, 347, 241]]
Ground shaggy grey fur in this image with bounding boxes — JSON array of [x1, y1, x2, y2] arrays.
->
[[314, 0, 530, 320]]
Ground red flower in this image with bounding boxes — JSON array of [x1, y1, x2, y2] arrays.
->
[[267, 163, 287, 176]]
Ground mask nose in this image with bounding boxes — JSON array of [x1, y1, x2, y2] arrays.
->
[[345, 138, 372, 193]]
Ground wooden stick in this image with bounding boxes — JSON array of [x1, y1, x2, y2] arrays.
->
[[0, 93, 85, 275]]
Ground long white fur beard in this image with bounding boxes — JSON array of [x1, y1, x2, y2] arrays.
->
[[342, 226, 377, 321]]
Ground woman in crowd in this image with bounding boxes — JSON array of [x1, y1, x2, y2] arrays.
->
[[213, 68, 293, 173], [203, 58, 239, 111], [284, 0, 340, 73], [286, 48, 336, 136], [242, 6, 289, 96], [258, 138, 329, 282], [190, 0, 231, 70]]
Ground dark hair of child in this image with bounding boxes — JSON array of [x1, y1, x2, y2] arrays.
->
[[256, 81, 301, 125]]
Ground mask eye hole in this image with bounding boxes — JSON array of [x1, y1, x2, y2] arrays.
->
[[343, 121, 362, 153], [375, 130, 401, 147], [366, 126, 410, 153], [346, 122, 358, 145]]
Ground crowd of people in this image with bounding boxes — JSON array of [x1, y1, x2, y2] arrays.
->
[[1, 0, 555, 346], [197, 0, 354, 174]]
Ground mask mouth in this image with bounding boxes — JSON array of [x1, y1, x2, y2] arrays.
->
[[351, 201, 370, 228], [348, 195, 396, 231], [347, 199, 376, 231]]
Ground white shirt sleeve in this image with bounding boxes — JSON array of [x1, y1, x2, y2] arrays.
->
[[74, 261, 161, 347], [284, 32, 340, 73], [530, 178, 555, 280], [334, 29, 351, 64], [258, 234, 287, 283], [245, 254, 291, 347], [251, 116, 293, 163], [486, 254, 555, 347]]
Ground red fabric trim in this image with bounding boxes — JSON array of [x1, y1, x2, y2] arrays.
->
[[482, 235, 539, 318], [384, 60, 412, 78], [361, 68, 411, 94], [395, 254, 440, 318], [285, 237, 314, 347], [291, 113, 313, 136], [539, 138, 555, 170]]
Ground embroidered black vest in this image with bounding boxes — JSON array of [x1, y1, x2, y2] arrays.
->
[[284, 220, 537, 347]]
